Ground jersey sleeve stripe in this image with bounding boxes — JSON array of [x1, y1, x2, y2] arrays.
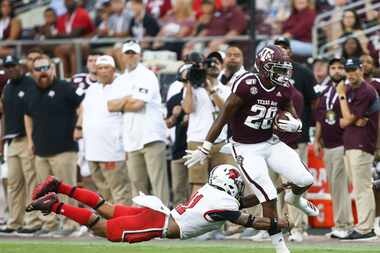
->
[[231, 145, 270, 202], [231, 72, 254, 93]]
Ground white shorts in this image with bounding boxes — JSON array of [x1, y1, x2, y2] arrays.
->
[[231, 138, 314, 203]]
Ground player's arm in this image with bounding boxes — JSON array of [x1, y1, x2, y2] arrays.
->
[[205, 93, 243, 143], [207, 211, 290, 231], [183, 93, 243, 168]]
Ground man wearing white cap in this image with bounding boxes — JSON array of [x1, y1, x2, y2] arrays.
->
[[76, 55, 131, 205], [107, 41, 169, 205]]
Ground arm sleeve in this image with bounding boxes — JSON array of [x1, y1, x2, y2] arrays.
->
[[65, 82, 85, 108], [206, 210, 242, 222], [131, 73, 158, 102]]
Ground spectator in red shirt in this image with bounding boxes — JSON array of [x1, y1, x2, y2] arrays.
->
[[192, 0, 221, 19], [281, 0, 316, 56], [53, 0, 95, 77], [0, 0, 22, 57]]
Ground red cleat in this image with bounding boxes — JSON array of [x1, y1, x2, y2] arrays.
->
[[32, 176, 61, 200], [26, 192, 60, 215]]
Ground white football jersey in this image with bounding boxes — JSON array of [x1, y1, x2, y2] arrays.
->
[[170, 184, 240, 239]]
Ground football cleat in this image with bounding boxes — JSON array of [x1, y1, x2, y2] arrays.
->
[[26, 192, 60, 215], [285, 193, 319, 217], [32, 176, 61, 200]]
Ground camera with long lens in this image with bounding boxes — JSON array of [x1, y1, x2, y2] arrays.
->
[[186, 58, 219, 88], [186, 63, 207, 88]]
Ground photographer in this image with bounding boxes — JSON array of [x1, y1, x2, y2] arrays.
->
[[183, 52, 235, 194]]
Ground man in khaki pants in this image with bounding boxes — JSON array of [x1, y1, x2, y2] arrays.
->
[[108, 41, 169, 205], [0, 56, 41, 235], [314, 57, 353, 239], [25, 56, 84, 237], [183, 52, 235, 194], [78, 55, 130, 205], [337, 58, 379, 240]]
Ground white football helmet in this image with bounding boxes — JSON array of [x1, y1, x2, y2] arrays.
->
[[209, 164, 245, 200]]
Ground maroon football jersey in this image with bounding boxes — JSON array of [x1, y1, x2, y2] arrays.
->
[[230, 72, 292, 144], [275, 85, 304, 149]]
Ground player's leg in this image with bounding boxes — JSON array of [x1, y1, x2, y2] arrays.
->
[[26, 192, 108, 238], [232, 143, 290, 253], [267, 142, 318, 216], [33, 176, 115, 219]]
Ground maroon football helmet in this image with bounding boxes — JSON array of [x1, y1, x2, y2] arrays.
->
[[255, 45, 293, 87]]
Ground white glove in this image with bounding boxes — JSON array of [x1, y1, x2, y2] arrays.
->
[[277, 112, 302, 133], [183, 141, 212, 168]]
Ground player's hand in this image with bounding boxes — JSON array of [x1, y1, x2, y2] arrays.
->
[[183, 146, 210, 168], [277, 112, 302, 133]]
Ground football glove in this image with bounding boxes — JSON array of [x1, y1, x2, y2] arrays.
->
[[277, 112, 302, 133], [183, 141, 212, 168]]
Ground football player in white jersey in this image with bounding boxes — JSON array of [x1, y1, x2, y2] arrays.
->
[[26, 164, 290, 242]]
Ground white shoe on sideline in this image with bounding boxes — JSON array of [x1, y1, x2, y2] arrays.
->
[[285, 193, 319, 216], [249, 230, 270, 241], [288, 230, 304, 242], [326, 229, 349, 239]]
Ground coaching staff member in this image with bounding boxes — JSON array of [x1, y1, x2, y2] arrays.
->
[[0, 56, 41, 235], [24, 56, 84, 236]]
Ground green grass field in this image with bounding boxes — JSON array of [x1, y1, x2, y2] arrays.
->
[[1, 239, 380, 253]]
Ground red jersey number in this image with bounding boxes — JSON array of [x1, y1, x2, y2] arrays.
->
[[175, 193, 204, 215]]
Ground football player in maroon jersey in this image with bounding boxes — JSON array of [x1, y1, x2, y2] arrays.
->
[[184, 45, 318, 253]]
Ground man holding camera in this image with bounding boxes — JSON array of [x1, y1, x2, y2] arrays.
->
[[183, 52, 235, 194]]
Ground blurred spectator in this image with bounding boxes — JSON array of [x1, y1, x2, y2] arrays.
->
[[192, 0, 215, 37], [153, 0, 195, 57], [332, 10, 369, 54], [219, 46, 245, 86], [0, 56, 42, 235], [192, 0, 221, 19], [183, 51, 235, 194], [24, 47, 44, 74], [107, 40, 169, 205], [312, 58, 330, 96], [129, 0, 160, 43], [200, 0, 247, 52], [281, 0, 316, 56], [98, 0, 132, 38], [77, 55, 131, 204], [71, 51, 102, 194], [165, 65, 190, 206], [337, 58, 379, 240], [314, 57, 353, 239], [34, 8, 58, 40], [0, 0, 22, 57], [361, 54, 380, 94], [25, 56, 84, 236], [146, 0, 172, 19], [54, 0, 95, 77], [341, 36, 365, 59]]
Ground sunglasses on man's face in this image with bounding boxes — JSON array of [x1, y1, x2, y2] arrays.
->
[[34, 65, 50, 72]]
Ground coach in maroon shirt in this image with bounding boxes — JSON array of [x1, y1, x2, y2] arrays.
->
[[314, 57, 353, 238], [336, 58, 379, 240]]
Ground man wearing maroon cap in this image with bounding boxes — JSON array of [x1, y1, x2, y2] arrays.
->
[[314, 57, 353, 239], [337, 58, 380, 240]]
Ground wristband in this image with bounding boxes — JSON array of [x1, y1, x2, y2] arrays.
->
[[202, 141, 213, 151]]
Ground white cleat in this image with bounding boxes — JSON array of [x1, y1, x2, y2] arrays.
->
[[285, 193, 319, 217], [288, 230, 305, 242]]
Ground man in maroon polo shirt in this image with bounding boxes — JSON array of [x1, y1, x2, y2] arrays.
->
[[314, 57, 353, 239], [337, 58, 380, 240]]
